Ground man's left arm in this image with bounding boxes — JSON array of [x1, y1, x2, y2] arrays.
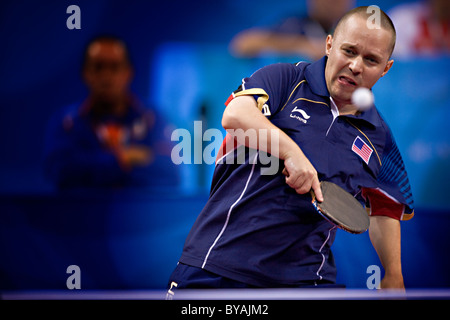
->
[[369, 215, 404, 289], [364, 126, 414, 289]]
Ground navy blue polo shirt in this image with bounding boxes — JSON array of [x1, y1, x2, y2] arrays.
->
[[179, 56, 414, 287]]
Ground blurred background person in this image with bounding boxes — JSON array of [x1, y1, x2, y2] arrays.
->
[[389, 0, 450, 58], [43, 35, 179, 189], [229, 0, 355, 61]]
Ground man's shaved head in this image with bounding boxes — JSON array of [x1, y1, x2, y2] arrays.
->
[[333, 6, 396, 57]]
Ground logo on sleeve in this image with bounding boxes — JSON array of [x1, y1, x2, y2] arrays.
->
[[262, 104, 271, 116], [352, 136, 373, 164], [290, 107, 310, 123]]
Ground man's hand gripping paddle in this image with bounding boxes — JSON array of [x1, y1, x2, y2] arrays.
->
[[283, 168, 369, 234]]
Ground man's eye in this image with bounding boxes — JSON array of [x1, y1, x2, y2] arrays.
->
[[344, 49, 354, 55]]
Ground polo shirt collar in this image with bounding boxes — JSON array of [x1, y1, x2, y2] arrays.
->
[[305, 55, 382, 128], [305, 56, 329, 97]]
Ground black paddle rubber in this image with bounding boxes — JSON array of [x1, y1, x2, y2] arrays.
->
[[311, 181, 370, 234]]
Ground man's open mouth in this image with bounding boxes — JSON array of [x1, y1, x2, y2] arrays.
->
[[338, 76, 357, 86]]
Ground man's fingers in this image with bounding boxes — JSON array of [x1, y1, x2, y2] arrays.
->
[[311, 178, 323, 202], [284, 167, 319, 196], [295, 183, 311, 195], [283, 158, 322, 199]]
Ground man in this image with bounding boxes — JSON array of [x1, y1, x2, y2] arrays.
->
[[44, 36, 178, 188], [168, 7, 414, 291]]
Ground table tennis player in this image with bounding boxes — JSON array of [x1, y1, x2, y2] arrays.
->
[[167, 6, 414, 291]]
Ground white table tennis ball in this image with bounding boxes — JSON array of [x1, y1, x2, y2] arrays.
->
[[352, 87, 374, 111]]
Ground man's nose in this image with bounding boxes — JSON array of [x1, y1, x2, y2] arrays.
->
[[349, 57, 363, 75]]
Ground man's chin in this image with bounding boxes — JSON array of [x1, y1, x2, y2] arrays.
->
[[330, 90, 353, 105]]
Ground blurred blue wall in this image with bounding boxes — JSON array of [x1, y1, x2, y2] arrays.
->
[[1, 0, 449, 290]]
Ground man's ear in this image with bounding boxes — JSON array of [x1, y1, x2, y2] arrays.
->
[[325, 35, 333, 56], [381, 59, 394, 77]]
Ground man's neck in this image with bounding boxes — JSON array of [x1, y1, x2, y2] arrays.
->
[[331, 97, 359, 116]]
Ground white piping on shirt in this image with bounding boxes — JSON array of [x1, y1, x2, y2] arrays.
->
[[215, 142, 239, 165], [315, 225, 337, 281], [326, 97, 340, 136], [201, 152, 259, 269]]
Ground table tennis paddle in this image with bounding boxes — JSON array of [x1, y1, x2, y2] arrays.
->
[[311, 181, 370, 234]]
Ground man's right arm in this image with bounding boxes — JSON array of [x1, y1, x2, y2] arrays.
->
[[222, 95, 323, 201]]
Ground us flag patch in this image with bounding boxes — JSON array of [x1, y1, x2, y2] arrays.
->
[[352, 136, 373, 164]]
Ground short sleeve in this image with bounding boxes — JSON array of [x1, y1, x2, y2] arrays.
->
[[362, 129, 415, 221], [225, 63, 301, 117]]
